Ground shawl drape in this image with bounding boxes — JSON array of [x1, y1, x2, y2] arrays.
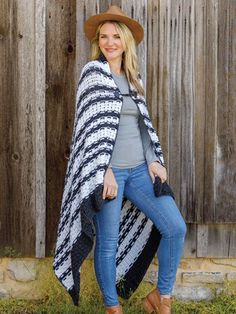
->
[[53, 54, 174, 306]]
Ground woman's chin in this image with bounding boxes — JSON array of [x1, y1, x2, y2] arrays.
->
[[103, 53, 122, 62]]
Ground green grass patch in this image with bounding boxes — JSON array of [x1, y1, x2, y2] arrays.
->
[[0, 258, 235, 313]]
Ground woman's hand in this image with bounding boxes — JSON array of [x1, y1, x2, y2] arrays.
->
[[148, 161, 167, 183], [102, 168, 118, 200]]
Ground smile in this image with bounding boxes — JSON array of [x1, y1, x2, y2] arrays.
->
[[105, 48, 116, 52]]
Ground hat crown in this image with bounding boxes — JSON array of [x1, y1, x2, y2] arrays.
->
[[105, 5, 128, 17]]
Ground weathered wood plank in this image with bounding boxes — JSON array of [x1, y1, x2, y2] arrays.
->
[[179, 0, 195, 222], [168, 0, 183, 211], [35, 0, 46, 258], [184, 223, 197, 257], [46, 0, 77, 255], [0, 0, 36, 255], [197, 225, 209, 257], [151, 0, 171, 164], [202, 0, 218, 223], [215, 0, 236, 222], [76, 0, 99, 76], [197, 224, 236, 257], [194, 0, 207, 223], [100, 0, 120, 12], [0, 0, 12, 254], [157, 0, 171, 164], [122, 0, 147, 89], [17, 0, 37, 255]]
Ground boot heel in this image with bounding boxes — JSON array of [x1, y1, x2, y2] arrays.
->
[[143, 298, 155, 313]]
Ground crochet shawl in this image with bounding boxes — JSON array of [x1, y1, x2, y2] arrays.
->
[[53, 54, 174, 306]]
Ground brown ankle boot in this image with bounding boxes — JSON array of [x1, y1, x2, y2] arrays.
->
[[143, 288, 172, 314], [143, 288, 161, 313], [105, 304, 123, 314], [159, 297, 172, 314]]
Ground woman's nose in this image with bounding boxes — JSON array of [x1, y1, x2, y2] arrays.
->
[[107, 37, 114, 46]]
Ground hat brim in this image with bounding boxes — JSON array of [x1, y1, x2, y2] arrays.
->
[[84, 13, 144, 45]]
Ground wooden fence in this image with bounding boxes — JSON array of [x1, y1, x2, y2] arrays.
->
[[0, 0, 235, 258]]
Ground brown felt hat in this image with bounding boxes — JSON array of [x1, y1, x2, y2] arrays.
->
[[84, 5, 144, 45]]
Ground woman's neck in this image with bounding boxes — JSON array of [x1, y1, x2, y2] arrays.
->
[[108, 59, 123, 76]]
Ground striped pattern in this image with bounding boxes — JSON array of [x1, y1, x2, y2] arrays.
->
[[53, 54, 172, 306]]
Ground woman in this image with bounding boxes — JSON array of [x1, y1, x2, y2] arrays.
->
[[53, 5, 187, 314]]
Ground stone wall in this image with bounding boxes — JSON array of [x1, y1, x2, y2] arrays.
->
[[0, 257, 236, 301], [0, 258, 39, 299], [145, 258, 236, 301]]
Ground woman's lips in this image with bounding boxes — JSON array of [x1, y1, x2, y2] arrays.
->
[[105, 48, 116, 52]]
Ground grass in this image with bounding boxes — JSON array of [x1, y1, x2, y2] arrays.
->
[[0, 259, 236, 314]]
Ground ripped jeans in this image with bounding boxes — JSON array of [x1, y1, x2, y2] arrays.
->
[[93, 161, 187, 307]]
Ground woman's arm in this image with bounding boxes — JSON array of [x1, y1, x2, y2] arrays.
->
[[139, 116, 167, 183]]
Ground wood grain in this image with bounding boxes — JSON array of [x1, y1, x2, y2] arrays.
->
[[179, 0, 195, 221], [46, 0, 77, 255], [194, 0, 207, 223], [122, 0, 147, 89], [197, 224, 236, 257], [0, 0, 36, 255], [202, 0, 218, 223], [35, 0, 46, 258], [168, 0, 183, 211], [184, 223, 197, 257], [76, 0, 98, 76], [215, 0, 236, 222]]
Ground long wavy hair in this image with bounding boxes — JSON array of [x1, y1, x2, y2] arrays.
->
[[90, 21, 144, 96]]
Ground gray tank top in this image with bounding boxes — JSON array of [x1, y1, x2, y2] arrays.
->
[[109, 71, 157, 168]]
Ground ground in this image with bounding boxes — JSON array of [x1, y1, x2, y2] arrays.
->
[[0, 259, 235, 313]]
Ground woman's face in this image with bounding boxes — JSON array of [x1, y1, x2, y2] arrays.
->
[[98, 22, 125, 63]]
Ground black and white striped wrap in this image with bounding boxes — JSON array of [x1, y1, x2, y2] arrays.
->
[[53, 54, 174, 306]]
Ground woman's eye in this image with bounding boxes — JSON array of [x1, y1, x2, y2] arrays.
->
[[99, 35, 120, 39]]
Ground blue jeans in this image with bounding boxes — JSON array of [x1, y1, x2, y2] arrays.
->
[[93, 162, 187, 307]]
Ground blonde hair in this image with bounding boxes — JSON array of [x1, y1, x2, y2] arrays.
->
[[90, 21, 144, 96]]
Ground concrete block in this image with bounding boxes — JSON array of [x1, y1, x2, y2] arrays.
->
[[173, 284, 214, 301], [0, 288, 10, 299], [226, 272, 236, 282], [7, 259, 38, 282], [182, 271, 225, 284]]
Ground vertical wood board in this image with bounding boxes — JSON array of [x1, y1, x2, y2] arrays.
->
[[46, 0, 77, 255], [0, 0, 36, 255]]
